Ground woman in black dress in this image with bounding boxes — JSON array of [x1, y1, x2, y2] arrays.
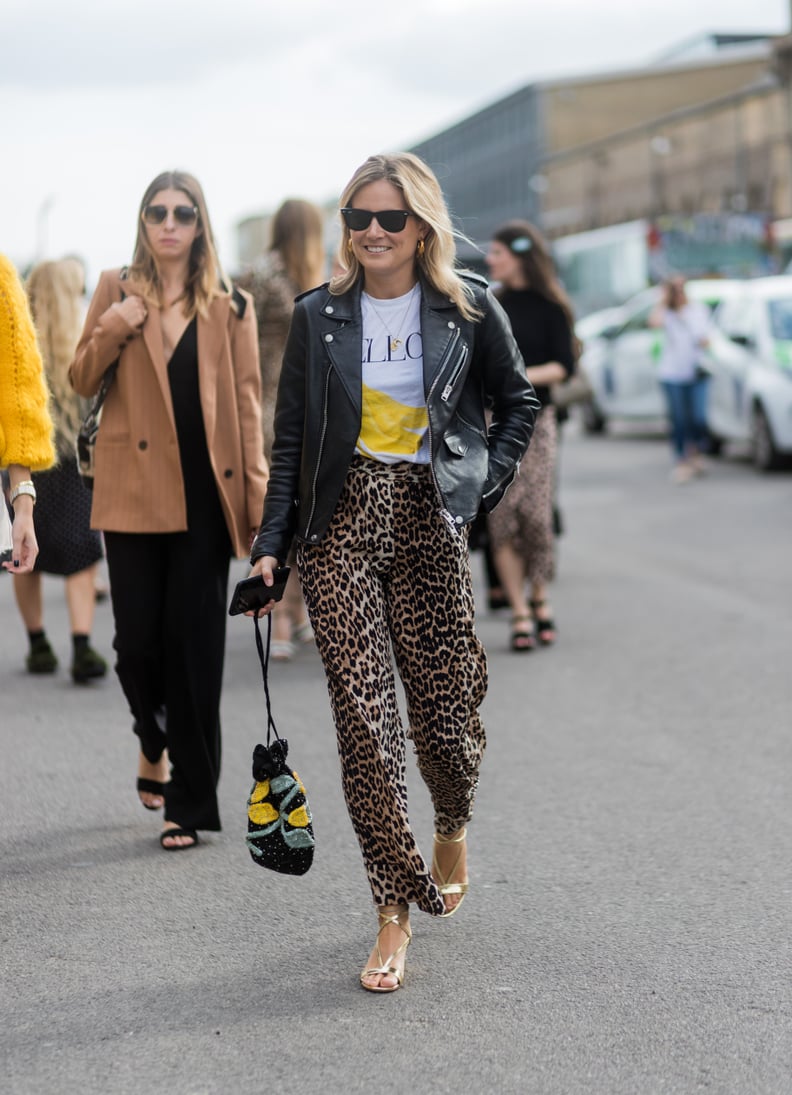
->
[[485, 221, 576, 651]]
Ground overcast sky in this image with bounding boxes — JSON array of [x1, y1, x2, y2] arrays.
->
[[2, 0, 789, 284]]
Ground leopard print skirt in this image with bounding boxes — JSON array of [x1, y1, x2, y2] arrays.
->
[[298, 457, 488, 916], [487, 406, 557, 585]]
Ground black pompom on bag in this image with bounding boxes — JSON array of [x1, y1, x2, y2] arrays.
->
[[245, 613, 315, 875]]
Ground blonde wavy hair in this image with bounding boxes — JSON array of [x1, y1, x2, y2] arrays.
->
[[129, 170, 226, 317], [270, 198, 326, 293], [330, 152, 481, 321], [26, 258, 85, 458]]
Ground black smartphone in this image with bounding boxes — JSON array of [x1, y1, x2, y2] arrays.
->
[[1, 512, 13, 565], [228, 567, 291, 616]]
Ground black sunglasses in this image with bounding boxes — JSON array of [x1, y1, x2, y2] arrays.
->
[[341, 208, 414, 233], [142, 204, 199, 226]]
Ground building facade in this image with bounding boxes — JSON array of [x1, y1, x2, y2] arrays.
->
[[409, 36, 783, 268]]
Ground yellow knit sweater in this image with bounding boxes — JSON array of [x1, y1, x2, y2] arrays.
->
[[0, 253, 55, 470]]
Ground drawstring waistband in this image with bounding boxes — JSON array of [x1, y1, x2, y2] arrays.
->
[[350, 454, 431, 478]]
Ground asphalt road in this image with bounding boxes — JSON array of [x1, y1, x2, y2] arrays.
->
[[1, 420, 790, 1095]]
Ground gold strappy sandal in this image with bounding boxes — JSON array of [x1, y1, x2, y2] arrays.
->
[[360, 906, 412, 993], [432, 827, 469, 918]]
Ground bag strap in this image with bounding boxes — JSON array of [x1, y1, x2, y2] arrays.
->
[[87, 268, 129, 417], [253, 612, 281, 749], [90, 355, 120, 413], [232, 285, 247, 318]]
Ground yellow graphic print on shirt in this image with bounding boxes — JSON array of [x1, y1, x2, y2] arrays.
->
[[357, 382, 429, 459]]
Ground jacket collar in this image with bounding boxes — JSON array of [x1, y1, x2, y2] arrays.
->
[[196, 294, 232, 445], [314, 274, 462, 408], [131, 285, 231, 440], [314, 273, 457, 320]]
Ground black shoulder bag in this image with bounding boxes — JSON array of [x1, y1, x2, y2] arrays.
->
[[76, 271, 127, 490], [245, 613, 315, 875]]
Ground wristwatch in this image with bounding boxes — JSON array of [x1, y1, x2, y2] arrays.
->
[[9, 480, 36, 506]]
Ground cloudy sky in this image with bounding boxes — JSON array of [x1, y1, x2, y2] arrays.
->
[[2, 0, 789, 285]]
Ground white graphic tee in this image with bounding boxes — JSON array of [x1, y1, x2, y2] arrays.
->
[[358, 285, 429, 464]]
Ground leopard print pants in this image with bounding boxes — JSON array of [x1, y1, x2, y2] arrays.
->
[[298, 457, 488, 916]]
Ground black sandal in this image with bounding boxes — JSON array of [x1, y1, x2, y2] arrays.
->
[[487, 587, 510, 612], [530, 600, 556, 646], [510, 614, 536, 652], [137, 778, 166, 811], [159, 827, 199, 851]]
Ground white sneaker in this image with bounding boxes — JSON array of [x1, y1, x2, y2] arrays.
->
[[293, 620, 315, 645], [271, 639, 295, 661], [671, 462, 694, 485]]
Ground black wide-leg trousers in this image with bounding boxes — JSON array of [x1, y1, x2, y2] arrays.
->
[[104, 518, 231, 832]]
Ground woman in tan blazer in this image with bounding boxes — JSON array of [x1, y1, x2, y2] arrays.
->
[[71, 170, 268, 851]]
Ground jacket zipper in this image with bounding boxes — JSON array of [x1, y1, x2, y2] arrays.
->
[[426, 326, 466, 518], [435, 327, 462, 400], [438, 506, 464, 540], [482, 458, 521, 500], [440, 339, 469, 402]]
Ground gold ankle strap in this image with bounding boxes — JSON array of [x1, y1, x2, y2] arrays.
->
[[434, 826, 467, 845], [377, 904, 409, 923]]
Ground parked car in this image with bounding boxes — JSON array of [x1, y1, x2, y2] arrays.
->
[[577, 279, 742, 433], [574, 306, 629, 431], [705, 276, 792, 470]]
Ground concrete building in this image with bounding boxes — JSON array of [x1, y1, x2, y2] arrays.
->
[[234, 30, 792, 306], [409, 34, 782, 263]]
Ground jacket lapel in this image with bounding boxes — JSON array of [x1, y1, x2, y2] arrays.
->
[[121, 273, 175, 424], [315, 279, 459, 412], [136, 304, 178, 432], [197, 295, 229, 448], [128, 280, 230, 443], [420, 279, 458, 394], [317, 286, 362, 419]]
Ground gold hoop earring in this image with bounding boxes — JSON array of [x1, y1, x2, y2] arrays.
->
[[417, 238, 425, 259], [346, 239, 354, 254]]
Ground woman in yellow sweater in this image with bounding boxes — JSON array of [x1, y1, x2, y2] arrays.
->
[[0, 253, 55, 573], [11, 259, 108, 681]]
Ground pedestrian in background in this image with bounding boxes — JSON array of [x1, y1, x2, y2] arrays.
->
[[0, 253, 54, 575], [70, 171, 268, 851], [236, 198, 325, 659], [9, 258, 107, 683], [249, 152, 538, 992], [485, 221, 576, 651], [649, 275, 711, 484]]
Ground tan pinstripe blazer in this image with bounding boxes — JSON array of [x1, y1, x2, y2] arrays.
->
[[70, 268, 268, 558]]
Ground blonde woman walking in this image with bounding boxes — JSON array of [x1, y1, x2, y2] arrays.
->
[[249, 153, 539, 992]]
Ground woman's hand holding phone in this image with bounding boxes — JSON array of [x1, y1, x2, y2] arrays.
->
[[242, 555, 283, 617]]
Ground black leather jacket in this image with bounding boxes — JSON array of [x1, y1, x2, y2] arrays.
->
[[251, 273, 540, 564]]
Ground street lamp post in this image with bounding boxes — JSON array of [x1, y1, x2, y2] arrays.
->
[[35, 196, 55, 262], [649, 134, 672, 219]]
